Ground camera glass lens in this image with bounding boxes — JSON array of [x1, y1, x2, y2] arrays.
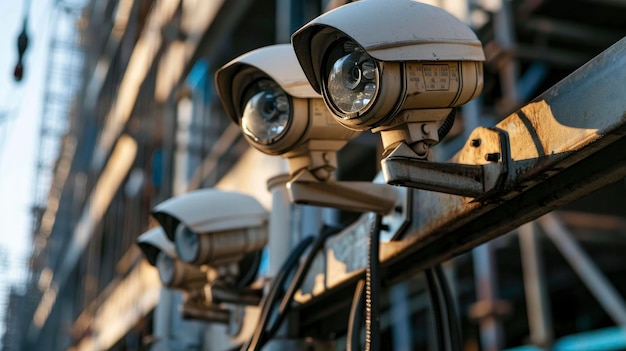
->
[[156, 252, 175, 286], [241, 79, 291, 144], [327, 43, 378, 115], [175, 225, 199, 264]]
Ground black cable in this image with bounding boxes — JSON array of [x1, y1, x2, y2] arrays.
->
[[436, 107, 457, 143], [434, 265, 463, 351], [344, 220, 460, 351], [365, 213, 382, 351], [242, 235, 315, 351], [244, 225, 341, 351], [236, 250, 263, 288], [347, 279, 366, 351], [425, 267, 446, 351], [270, 226, 337, 337], [426, 264, 464, 351], [345, 214, 383, 351]]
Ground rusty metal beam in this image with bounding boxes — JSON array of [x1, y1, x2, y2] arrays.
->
[[295, 36, 626, 328]]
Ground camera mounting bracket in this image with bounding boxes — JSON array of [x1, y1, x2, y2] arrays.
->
[[381, 127, 508, 198], [286, 169, 398, 214]]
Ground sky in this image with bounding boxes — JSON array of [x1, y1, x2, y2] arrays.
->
[[0, 0, 53, 342]]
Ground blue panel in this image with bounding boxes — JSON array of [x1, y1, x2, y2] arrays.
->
[[151, 148, 163, 188], [554, 327, 626, 351], [516, 61, 549, 102], [258, 246, 270, 277], [186, 60, 209, 90], [505, 327, 626, 351]]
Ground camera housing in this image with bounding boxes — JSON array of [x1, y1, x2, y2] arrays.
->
[[292, 0, 484, 150], [137, 227, 208, 289], [291, 0, 503, 197], [151, 189, 268, 266], [216, 43, 359, 181], [216, 44, 399, 214], [292, 0, 483, 130]]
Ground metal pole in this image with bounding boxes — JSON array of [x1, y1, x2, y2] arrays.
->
[[494, 0, 520, 112], [518, 222, 553, 349], [472, 243, 504, 351], [267, 174, 294, 278], [539, 213, 626, 326], [151, 288, 174, 351]]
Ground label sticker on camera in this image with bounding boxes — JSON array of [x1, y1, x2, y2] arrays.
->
[[423, 64, 451, 91]]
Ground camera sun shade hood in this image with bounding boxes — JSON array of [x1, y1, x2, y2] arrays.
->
[[291, 0, 486, 93], [136, 227, 177, 266], [215, 44, 320, 124], [151, 189, 268, 241]]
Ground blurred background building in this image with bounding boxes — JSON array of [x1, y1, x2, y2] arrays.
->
[[1, 0, 625, 350]]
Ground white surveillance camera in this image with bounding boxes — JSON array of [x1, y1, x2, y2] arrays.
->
[[151, 189, 268, 266], [215, 43, 359, 181], [155, 251, 209, 289], [292, 0, 503, 198], [215, 44, 399, 214], [137, 227, 208, 289], [292, 0, 484, 155], [136, 226, 177, 266]]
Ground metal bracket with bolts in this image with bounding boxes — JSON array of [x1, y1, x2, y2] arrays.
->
[[381, 127, 508, 198]]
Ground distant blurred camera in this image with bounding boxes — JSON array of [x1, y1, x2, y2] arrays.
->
[[151, 189, 268, 266], [136, 227, 207, 289], [216, 44, 359, 181]]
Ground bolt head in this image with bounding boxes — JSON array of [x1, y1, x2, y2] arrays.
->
[[485, 153, 501, 162]]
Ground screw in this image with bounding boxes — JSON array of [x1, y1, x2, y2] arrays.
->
[[421, 124, 430, 134], [471, 139, 481, 147], [485, 153, 501, 162]]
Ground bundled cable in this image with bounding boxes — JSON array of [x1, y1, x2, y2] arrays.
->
[[241, 235, 314, 351], [346, 213, 383, 351], [436, 107, 457, 143], [434, 264, 463, 351], [425, 265, 463, 351], [347, 279, 366, 351], [365, 214, 382, 351], [425, 267, 446, 350], [243, 225, 341, 351], [348, 253, 463, 351]]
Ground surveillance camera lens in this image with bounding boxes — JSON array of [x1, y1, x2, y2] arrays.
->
[[175, 225, 200, 264], [327, 48, 378, 115], [345, 65, 362, 90], [241, 79, 291, 144], [156, 252, 175, 286]]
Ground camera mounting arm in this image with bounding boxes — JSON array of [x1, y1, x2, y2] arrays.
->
[[287, 168, 399, 215], [381, 127, 508, 198], [373, 108, 453, 160]]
